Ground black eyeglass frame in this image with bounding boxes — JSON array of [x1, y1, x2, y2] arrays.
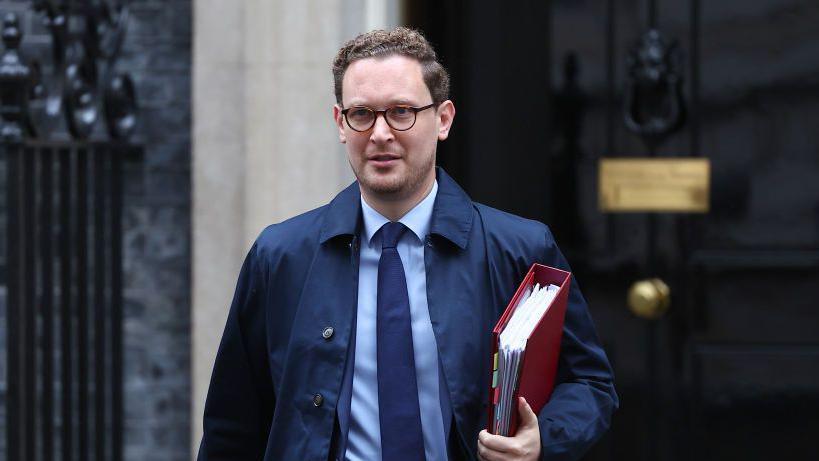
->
[[340, 103, 437, 132]]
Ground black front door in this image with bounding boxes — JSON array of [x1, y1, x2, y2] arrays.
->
[[410, 1, 819, 459]]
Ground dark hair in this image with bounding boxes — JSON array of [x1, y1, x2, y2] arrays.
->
[[332, 27, 450, 106]]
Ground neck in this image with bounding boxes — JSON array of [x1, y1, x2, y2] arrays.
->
[[361, 176, 435, 222]]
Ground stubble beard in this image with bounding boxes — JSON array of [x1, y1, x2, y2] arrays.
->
[[352, 151, 436, 202]]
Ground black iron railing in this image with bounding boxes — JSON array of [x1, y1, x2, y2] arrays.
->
[[5, 141, 139, 461], [2, 2, 140, 460]]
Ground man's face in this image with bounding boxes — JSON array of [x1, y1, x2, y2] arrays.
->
[[334, 55, 455, 203]]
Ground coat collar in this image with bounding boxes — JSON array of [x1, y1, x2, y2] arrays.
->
[[319, 167, 473, 249]]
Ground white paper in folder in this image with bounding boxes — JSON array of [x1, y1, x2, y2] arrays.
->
[[493, 283, 560, 435]]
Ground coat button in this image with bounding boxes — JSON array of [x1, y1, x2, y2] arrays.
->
[[322, 326, 334, 340], [313, 393, 324, 407]]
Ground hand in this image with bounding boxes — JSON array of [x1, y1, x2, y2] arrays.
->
[[477, 397, 541, 461]]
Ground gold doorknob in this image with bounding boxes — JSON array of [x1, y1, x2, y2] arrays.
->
[[627, 278, 670, 320]]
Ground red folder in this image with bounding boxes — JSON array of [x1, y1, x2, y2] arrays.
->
[[486, 263, 571, 436]]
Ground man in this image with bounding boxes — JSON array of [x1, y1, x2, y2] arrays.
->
[[199, 28, 617, 461]]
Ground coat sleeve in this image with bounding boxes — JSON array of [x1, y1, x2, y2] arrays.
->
[[536, 228, 619, 461], [198, 242, 275, 460]]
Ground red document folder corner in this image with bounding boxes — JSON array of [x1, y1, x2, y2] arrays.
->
[[486, 263, 572, 436]]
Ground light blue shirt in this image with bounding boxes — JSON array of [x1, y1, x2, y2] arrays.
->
[[345, 180, 449, 461]]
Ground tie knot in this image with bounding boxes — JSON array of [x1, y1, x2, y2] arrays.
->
[[380, 222, 407, 249]]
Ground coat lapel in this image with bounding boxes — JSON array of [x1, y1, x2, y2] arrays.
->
[[424, 169, 493, 451]]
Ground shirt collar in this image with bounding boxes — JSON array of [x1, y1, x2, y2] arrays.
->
[[361, 180, 438, 246], [319, 167, 473, 250]]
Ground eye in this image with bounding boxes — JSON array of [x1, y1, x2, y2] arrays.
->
[[350, 108, 371, 118], [389, 106, 413, 119]]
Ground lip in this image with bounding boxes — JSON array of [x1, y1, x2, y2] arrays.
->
[[367, 153, 401, 167]]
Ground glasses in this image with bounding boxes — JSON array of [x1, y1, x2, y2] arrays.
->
[[341, 103, 436, 132]]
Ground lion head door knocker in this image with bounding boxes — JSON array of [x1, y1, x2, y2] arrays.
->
[[624, 29, 685, 151]]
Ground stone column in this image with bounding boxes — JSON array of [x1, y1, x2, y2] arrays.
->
[[191, 0, 400, 456]]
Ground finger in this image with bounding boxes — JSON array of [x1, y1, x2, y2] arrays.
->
[[518, 396, 538, 428], [478, 429, 513, 453], [477, 438, 506, 461], [476, 442, 489, 461]]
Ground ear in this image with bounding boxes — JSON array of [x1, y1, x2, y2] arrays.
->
[[333, 104, 346, 143], [436, 100, 456, 141]]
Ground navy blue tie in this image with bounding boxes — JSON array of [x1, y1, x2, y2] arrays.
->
[[376, 222, 425, 460]]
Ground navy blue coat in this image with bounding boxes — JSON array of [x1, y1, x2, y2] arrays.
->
[[198, 168, 617, 461]]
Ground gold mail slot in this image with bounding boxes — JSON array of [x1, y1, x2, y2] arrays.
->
[[599, 158, 710, 212]]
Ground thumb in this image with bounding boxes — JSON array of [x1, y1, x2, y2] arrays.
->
[[518, 397, 538, 428]]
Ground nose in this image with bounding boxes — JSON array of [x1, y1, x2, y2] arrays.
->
[[369, 112, 394, 143]]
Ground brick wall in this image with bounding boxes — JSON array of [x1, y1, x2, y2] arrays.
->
[[0, 1, 192, 459]]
